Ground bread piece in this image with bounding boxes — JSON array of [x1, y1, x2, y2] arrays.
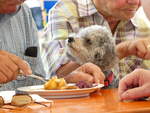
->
[[11, 94, 33, 106], [0, 96, 4, 107]]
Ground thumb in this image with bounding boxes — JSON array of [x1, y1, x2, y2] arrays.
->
[[121, 86, 147, 100]]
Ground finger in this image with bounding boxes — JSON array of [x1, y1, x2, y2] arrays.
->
[[128, 41, 146, 58], [93, 71, 105, 84], [8, 54, 32, 75], [6, 62, 18, 74], [118, 70, 139, 98], [12, 70, 19, 80], [67, 71, 94, 84], [120, 85, 150, 100], [83, 63, 105, 83], [116, 41, 130, 59], [93, 72, 100, 84], [0, 64, 14, 81], [137, 40, 149, 58], [79, 72, 94, 84], [0, 71, 7, 83]]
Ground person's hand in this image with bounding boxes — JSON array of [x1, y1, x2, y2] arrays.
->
[[116, 38, 150, 59], [64, 63, 105, 84], [118, 69, 150, 101], [0, 50, 32, 83]]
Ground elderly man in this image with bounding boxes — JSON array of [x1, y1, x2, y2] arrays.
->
[[0, 0, 105, 90], [43, 0, 150, 87], [117, 0, 150, 100], [0, 0, 47, 90]]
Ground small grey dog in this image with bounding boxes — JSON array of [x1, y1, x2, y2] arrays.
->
[[66, 25, 119, 71]]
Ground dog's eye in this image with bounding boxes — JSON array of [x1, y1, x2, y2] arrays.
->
[[85, 38, 92, 45]]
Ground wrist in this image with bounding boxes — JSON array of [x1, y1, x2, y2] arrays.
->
[[56, 61, 80, 76]]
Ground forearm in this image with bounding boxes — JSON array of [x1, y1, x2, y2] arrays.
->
[[56, 61, 80, 77]]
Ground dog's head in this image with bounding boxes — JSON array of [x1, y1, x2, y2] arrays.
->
[[66, 25, 119, 71]]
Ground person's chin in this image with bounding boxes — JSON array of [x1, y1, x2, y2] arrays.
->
[[5, 9, 17, 14], [2, 7, 18, 14], [120, 14, 135, 20]]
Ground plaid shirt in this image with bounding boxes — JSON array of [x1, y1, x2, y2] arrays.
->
[[43, 0, 150, 81]]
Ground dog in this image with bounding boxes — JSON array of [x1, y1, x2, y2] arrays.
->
[[66, 25, 119, 71]]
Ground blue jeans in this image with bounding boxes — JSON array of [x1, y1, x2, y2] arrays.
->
[[30, 7, 44, 30]]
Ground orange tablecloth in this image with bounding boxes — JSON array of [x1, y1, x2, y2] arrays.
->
[[1, 89, 150, 113], [52, 89, 150, 113]]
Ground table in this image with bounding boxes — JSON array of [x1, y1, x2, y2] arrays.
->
[[52, 89, 150, 113], [1, 89, 150, 113]]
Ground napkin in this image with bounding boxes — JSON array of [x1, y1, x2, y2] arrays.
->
[[0, 91, 53, 104]]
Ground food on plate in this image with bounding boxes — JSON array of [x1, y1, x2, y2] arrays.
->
[[0, 96, 4, 107], [44, 76, 67, 90], [76, 81, 93, 88], [11, 94, 33, 106], [44, 76, 79, 90], [60, 84, 79, 90], [44, 77, 94, 90]]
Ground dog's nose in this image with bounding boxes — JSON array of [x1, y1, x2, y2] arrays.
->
[[68, 37, 74, 43]]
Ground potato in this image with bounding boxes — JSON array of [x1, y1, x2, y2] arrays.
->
[[44, 76, 67, 90], [44, 79, 52, 89], [44, 78, 58, 90], [58, 78, 67, 89]]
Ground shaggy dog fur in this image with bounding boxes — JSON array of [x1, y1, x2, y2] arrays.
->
[[66, 25, 119, 71]]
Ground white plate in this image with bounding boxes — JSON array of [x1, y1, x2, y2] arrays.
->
[[17, 84, 104, 99]]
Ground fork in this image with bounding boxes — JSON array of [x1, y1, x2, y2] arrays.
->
[[18, 69, 48, 83], [18, 73, 47, 83], [27, 74, 47, 83]]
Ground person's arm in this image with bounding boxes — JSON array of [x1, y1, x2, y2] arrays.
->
[[116, 38, 150, 59], [118, 69, 150, 100], [56, 61, 80, 77], [44, 0, 76, 76]]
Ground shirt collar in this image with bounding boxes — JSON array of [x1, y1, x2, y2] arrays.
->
[[131, 7, 150, 29]]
